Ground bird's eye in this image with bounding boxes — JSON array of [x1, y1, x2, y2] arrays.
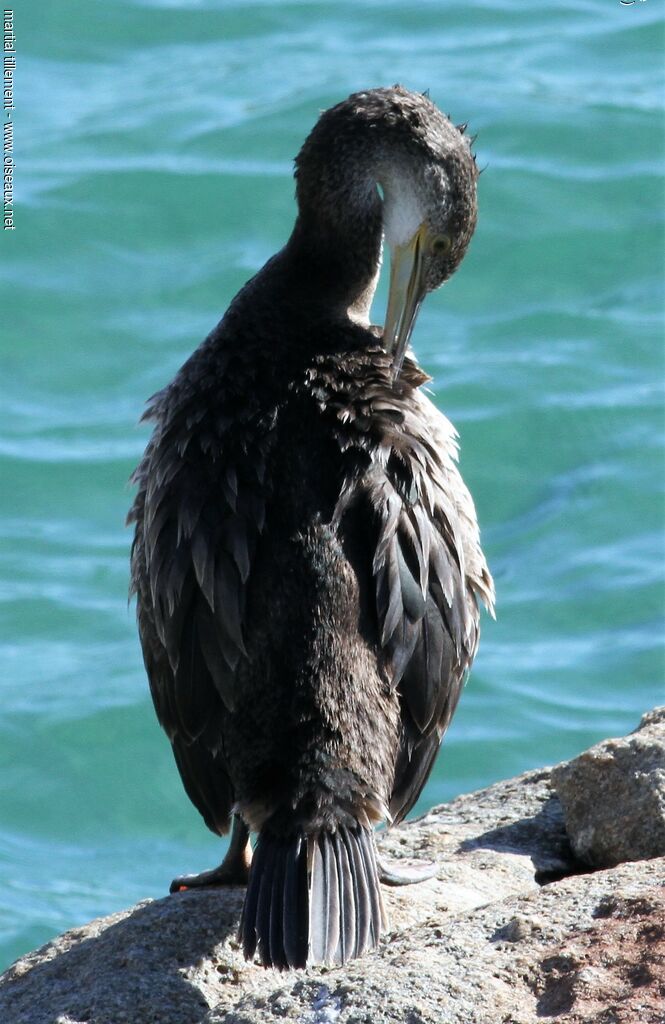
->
[[430, 235, 452, 256]]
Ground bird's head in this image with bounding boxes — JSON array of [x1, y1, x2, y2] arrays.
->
[[375, 91, 479, 377], [293, 86, 479, 375]]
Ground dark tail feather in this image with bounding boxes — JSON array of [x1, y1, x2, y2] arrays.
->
[[239, 824, 385, 969]]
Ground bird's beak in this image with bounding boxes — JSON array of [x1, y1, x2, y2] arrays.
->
[[383, 223, 428, 381]]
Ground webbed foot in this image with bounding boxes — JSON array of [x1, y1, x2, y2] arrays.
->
[[169, 816, 251, 893], [378, 855, 438, 886]]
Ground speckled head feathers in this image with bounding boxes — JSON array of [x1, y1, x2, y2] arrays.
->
[[294, 86, 479, 291]]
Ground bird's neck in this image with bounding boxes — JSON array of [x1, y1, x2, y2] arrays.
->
[[286, 174, 384, 325]]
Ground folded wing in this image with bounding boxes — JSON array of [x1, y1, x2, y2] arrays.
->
[[128, 370, 269, 835]]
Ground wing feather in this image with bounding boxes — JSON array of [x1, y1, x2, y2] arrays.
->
[[318, 351, 494, 825], [128, 369, 269, 835]]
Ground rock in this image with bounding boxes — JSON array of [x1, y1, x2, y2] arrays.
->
[[1, 712, 664, 1024], [552, 706, 665, 868]]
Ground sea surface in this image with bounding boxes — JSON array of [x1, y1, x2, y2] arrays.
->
[[1, 0, 663, 971]]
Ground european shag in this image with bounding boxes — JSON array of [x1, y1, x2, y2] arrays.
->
[[128, 86, 494, 970]]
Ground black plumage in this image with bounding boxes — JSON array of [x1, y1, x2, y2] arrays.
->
[[128, 85, 494, 970]]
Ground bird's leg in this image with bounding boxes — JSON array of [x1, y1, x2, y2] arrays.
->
[[169, 816, 252, 894], [378, 855, 438, 886]]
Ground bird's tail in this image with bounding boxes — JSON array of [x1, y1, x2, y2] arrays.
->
[[239, 823, 385, 969]]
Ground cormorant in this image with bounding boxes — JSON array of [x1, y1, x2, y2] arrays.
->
[[128, 86, 494, 970]]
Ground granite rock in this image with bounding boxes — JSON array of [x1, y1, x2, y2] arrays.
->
[[1, 712, 664, 1024], [552, 706, 665, 868]]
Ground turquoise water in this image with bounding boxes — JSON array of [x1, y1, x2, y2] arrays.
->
[[1, 0, 663, 971]]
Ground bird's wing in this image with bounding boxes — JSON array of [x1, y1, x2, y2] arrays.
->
[[318, 351, 494, 824], [128, 369, 269, 835], [379, 386, 493, 823]]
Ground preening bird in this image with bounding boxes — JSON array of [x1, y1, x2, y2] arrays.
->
[[128, 85, 494, 970]]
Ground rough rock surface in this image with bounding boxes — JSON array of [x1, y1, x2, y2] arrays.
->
[[1, 714, 664, 1024], [552, 707, 665, 868]]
